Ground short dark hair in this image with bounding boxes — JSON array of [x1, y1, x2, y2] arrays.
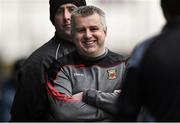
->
[[71, 5, 106, 34]]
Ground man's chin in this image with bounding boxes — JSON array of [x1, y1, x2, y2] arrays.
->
[[64, 27, 71, 33], [64, 30, 71, 36]]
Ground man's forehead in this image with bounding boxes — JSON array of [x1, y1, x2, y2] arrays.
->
[[59, 3, 77, 8]]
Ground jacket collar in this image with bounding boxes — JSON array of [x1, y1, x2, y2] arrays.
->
[[162, 18, 180, 33]]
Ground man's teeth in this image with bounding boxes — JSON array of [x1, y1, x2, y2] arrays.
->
[[85, 41, 94, 45]]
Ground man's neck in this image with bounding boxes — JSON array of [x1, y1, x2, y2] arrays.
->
[[55, 31, 72, 42]]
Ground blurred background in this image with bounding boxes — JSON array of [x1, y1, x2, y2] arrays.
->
[[0, 0, 165, 75], [0, 0, 164, 121]]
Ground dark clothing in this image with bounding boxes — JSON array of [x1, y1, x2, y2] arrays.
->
[[47, 50, 127, 121], [11, 35, 75, 121], [115, 20, 180, 121]]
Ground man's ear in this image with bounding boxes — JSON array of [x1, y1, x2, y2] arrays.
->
[[104, 26, 107, 36]]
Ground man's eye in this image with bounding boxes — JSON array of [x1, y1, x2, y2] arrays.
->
[[76, 28, 85, 33], [90, 27, 98, 32], [56, 9, 63, 15], [69, 7, 75, 13]]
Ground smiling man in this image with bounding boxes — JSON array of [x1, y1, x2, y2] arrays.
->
[[46, 6, 127, 121], [72, 10, 107, 58]]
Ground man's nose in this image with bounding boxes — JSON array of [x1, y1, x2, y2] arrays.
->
[[84, 30, 92, 38], [64, 9, 71, 20]]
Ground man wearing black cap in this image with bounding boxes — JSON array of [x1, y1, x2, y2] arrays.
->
[[10, 0, 86, 121], [115, 0, 180, 121]]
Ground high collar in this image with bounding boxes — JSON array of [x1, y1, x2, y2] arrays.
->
[[78, 48, 109, 61], [54, 32, 72, 43], [162, 18, 180, 33]]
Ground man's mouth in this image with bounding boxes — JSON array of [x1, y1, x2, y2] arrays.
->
[[83, 40, 96, 47], [64, 24, 71, 28]]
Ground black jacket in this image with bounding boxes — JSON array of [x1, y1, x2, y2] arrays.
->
[[115, 20, 180, 121], [11, 34, 75, 121]]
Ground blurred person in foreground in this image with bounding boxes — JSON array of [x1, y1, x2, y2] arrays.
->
[[11, 0, 86, 121], [115, 0, 180, 121], [46, 5, 127, 121], [0, 58, 25, 121]]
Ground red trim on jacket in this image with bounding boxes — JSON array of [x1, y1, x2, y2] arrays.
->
[[46, 80, 78, 102]]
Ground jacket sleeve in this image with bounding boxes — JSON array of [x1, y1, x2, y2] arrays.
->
[[11, 65, 47, 121], [81, 62, 127, 115], [83, 89, 120, 114], [11, 58, 50, 121], [47, 64, 111, 121], [10, 71, 29, 121]]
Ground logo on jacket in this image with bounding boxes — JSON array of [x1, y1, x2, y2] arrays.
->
[[107, 69, 117, 80], [73, 73, 84, 77]]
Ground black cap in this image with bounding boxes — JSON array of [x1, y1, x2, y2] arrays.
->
[[161, 0, 180, 17], [49, 0, 86, 24]]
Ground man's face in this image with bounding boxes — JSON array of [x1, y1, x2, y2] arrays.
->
[[54, 3, 77, 40], [73, 13, 107, 57]]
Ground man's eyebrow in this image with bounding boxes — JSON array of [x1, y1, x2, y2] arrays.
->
[[58, 6, 75, 9], [57, 7, 63, 10], [67, 6, 76, 8]]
